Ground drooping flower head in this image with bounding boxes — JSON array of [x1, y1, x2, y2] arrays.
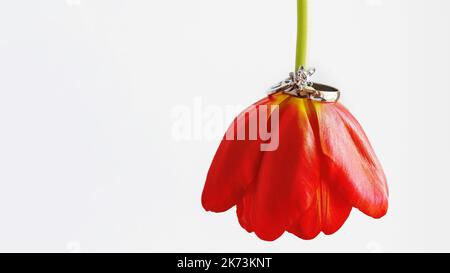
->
[[201, 93, 388, 241]]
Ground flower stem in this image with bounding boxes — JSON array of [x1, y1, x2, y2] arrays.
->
[[295, 0, 308, 70]]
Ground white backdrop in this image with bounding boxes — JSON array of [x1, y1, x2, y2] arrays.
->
[[0, 0, 449, 252]]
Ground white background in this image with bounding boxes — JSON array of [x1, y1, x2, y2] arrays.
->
[[0, 0, 449, 252]]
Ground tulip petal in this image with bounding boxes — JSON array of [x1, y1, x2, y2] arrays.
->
[[287, 176, 352, 240], [286, 100, 352, 240], [314, 103, 388, 218], [237, 98, 320, 241], [202, 93, 289, 212]]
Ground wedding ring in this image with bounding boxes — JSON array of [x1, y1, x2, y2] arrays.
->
[[305, 83, 340, 103], [267, 67, 340, 103]]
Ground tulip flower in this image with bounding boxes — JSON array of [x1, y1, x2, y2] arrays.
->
[[201, 0, 388, 241], [202, 92, 388, 240]]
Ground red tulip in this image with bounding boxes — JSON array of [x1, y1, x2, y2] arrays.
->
[[201, 92, 388, 241]]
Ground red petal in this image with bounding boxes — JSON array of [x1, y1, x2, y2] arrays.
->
[[314, 103, 388, 218], [202, 93, 289, 212], [237, 98, 320, 241], [288, 176, 352, 240], [285, 100, 352, 239]]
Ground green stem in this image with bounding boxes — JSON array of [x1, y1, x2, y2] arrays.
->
[[295, 0, 308, 70]]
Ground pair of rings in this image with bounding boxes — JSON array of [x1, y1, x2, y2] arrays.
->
[[267, 67, 340, 103]]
